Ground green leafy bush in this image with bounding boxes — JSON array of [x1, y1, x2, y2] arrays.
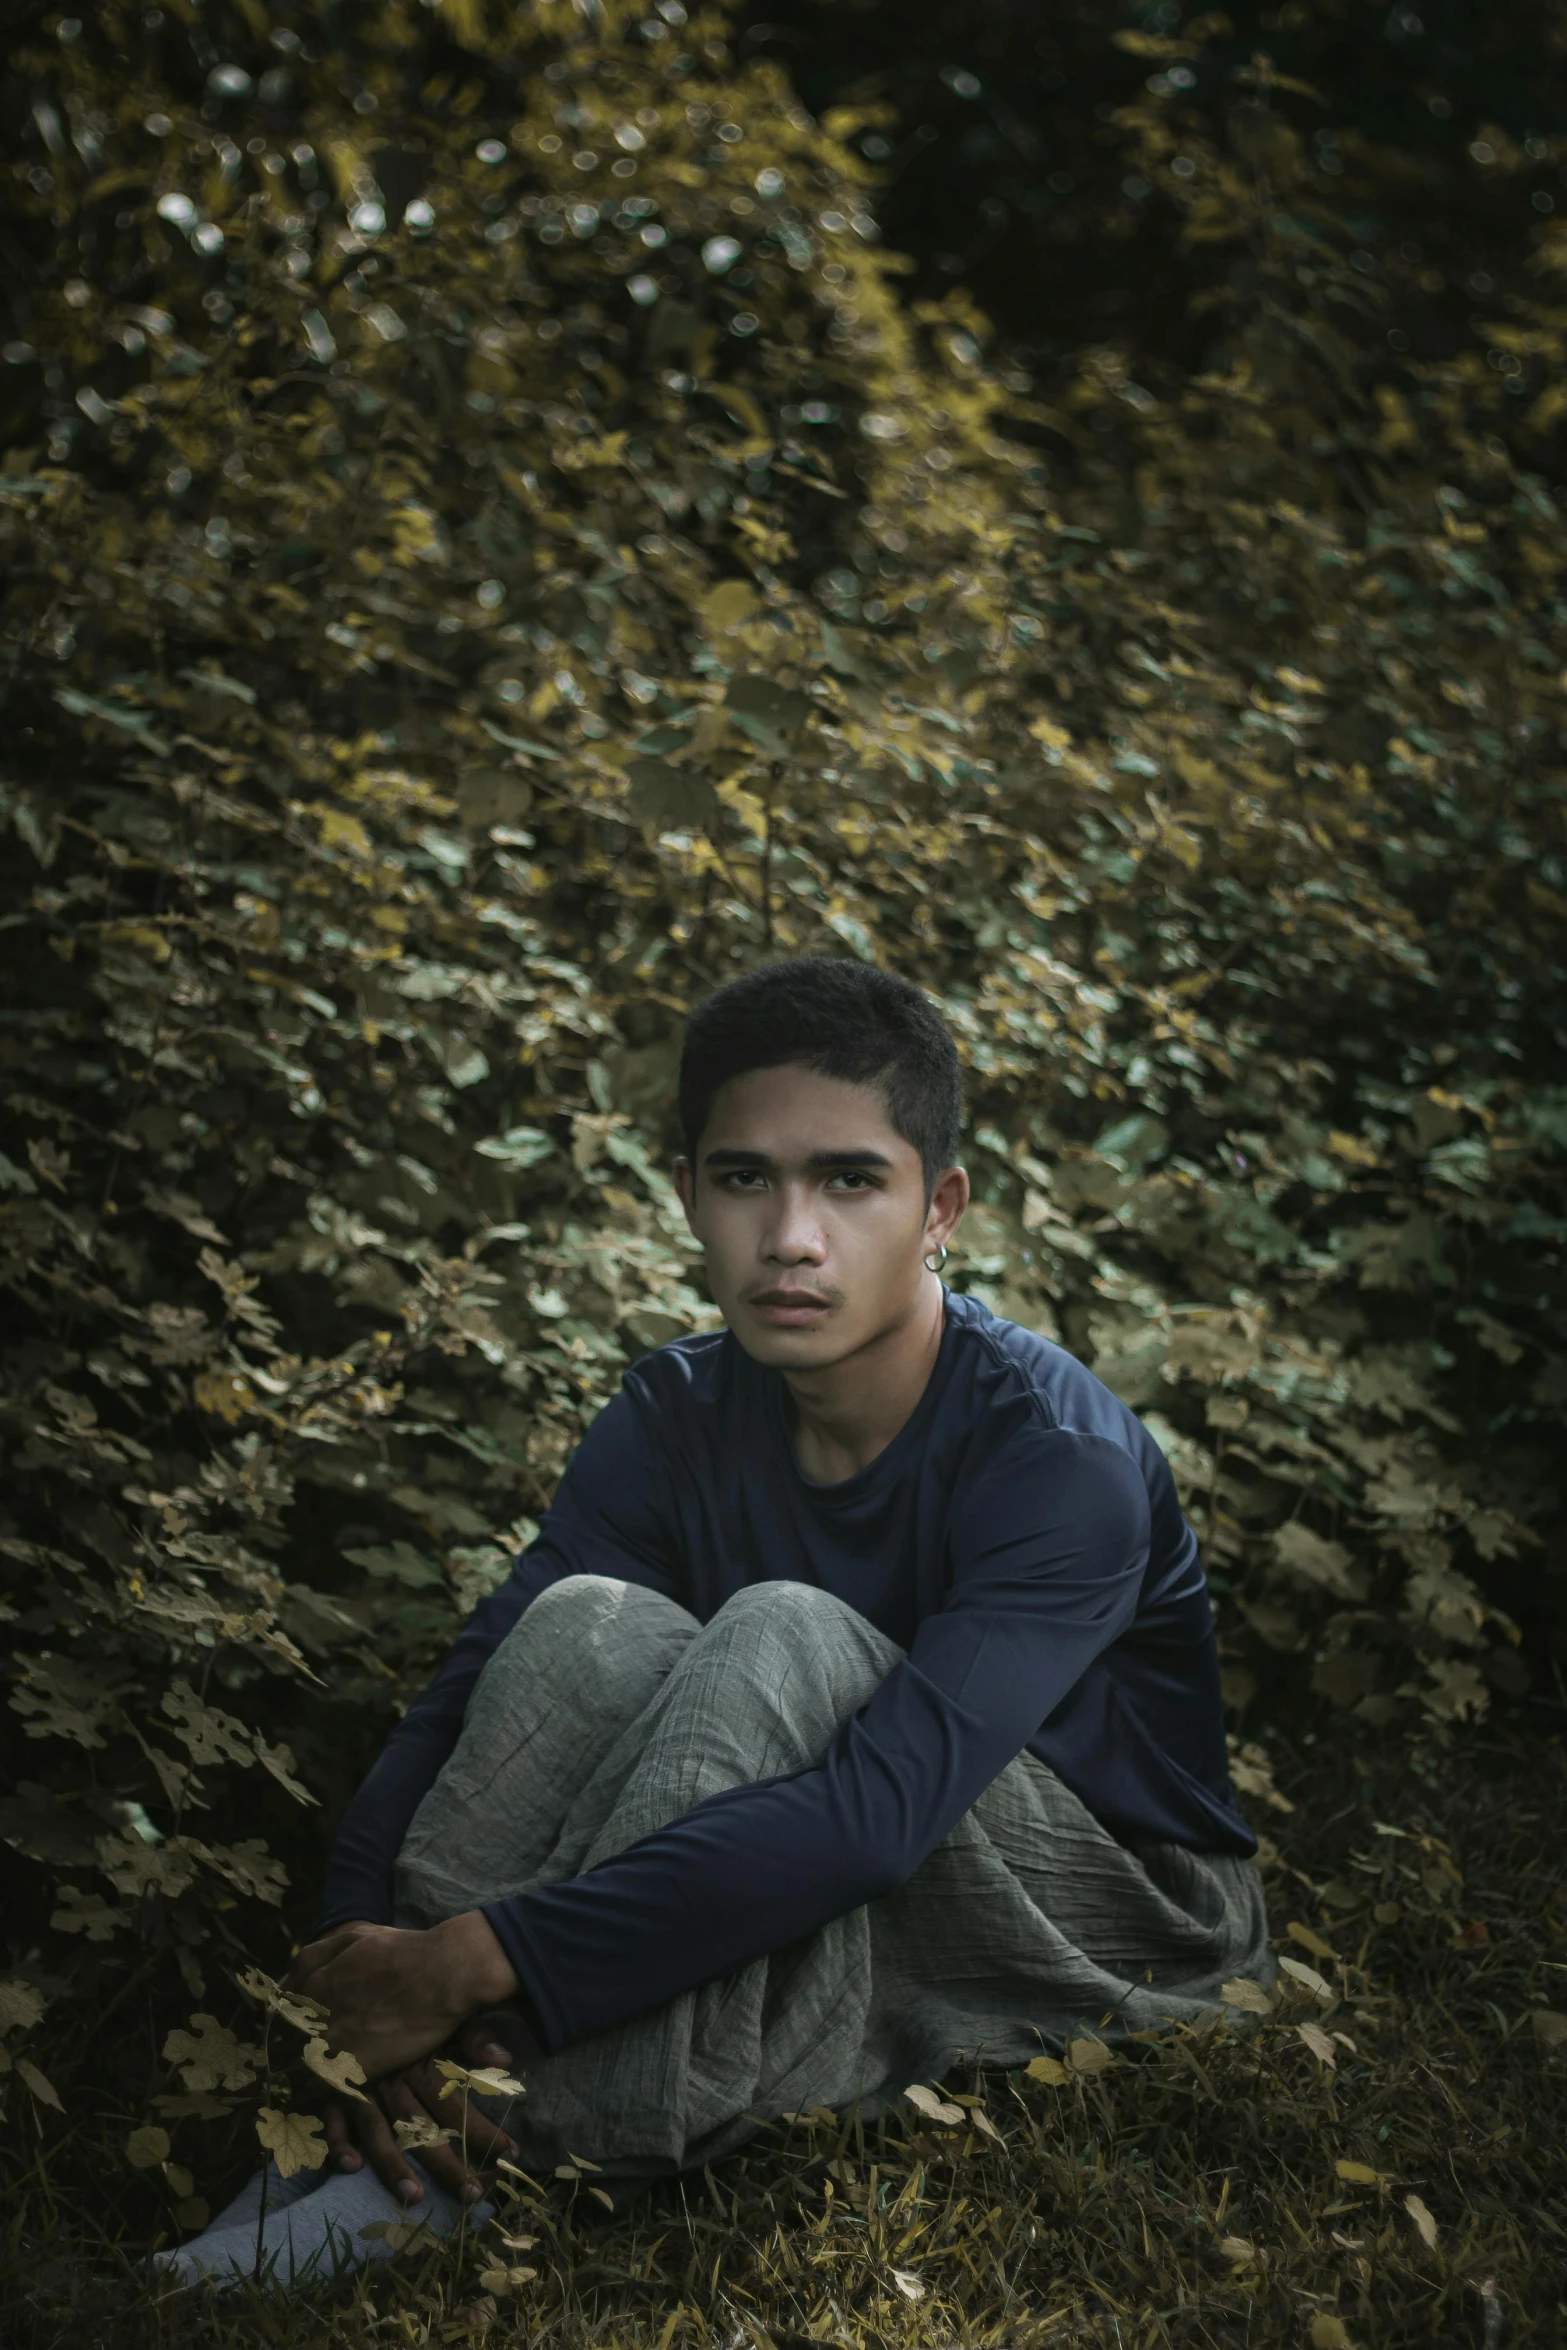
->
[[1, 0, 1564, 2193]]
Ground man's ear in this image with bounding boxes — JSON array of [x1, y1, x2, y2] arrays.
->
[[925, 1163, 969, 1256]]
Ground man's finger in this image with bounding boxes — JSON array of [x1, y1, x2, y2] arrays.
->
[[353, 2087, 427, 2205], [288, 1920, 379, 1989], [457, 2018, 515, 2070], [322, 2100, 362, 2175]]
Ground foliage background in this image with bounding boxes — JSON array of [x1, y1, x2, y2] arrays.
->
[[1, 0, 1565, 2332]]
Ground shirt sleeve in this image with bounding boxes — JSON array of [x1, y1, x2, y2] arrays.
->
[[480, 1424, 1151, 2050], [314, 1380, 681, 1935]]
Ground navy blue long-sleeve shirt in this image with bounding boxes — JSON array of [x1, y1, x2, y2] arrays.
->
[[318, 1290, 1253, 2051]]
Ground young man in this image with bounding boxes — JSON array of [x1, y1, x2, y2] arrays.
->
[[164, 957, 1269, 2287]]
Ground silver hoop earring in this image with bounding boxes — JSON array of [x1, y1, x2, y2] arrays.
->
[[923, 1245, 950, 1274]]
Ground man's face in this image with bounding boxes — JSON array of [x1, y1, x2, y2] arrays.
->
[[674, 1061, 967, 1370]]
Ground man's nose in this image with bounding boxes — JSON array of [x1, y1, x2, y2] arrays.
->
[[764, 1184, 826, 1261]]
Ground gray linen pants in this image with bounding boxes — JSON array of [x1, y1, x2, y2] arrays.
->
[[161, 1572, 1270, 2288]]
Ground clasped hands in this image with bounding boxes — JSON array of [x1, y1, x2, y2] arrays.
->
[[283, 1912, 522, 2209]]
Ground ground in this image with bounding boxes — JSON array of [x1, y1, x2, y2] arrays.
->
[[5, 1715, 1564, 2350]]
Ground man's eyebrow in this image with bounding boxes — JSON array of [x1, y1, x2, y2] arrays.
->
[[701, 1146, 896, 1170]]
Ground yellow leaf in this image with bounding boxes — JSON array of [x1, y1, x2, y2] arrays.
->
[[165, 2162, 194, 2199], [301, 2036, 370, 2103], [889, 2268, 926, 2300], [191, 1370, 255, 1424], [700, 580, 760, 631], [1309, 2318, 1352, 2349], [106, 922, 172, 963], [477, 2264, 538, 2293], [440, 0, 485, 51], [358, 2217, 432, 2250], [1277, 1955, 1334, 2004], [463, 2065, 529, 2098], [0, 1982, 46, 2035], [1065, 2037, 1117, 2076], [393, 2115, 454, 2151], [318, 808, 372, 858], [904, 2082, 966, 2125], [1028, 716, 1073, 753], [236, 1966, 327, 2035], [1335, 2159, 1392, 2189], [1531, 2009, 1567, 2048], [1296, 2021, 1337, 2068], [1221, 1977, 1274, 2016], [1404, 2193, 1440, 2250], [434, 2057, 528, 2099], [255, 2106, 328, 2179], [1287, 1921, 1340, 1961], [127, 2124, 170, 2167], [1327, 1130, 1380, 1167], [18, 2058, 62, 2111], [1217, 2235, 1257, 2265], [1025, 2055, 1068, 2086]]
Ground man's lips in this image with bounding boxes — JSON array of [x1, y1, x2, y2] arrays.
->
[[747, 1290, 834, 1322]]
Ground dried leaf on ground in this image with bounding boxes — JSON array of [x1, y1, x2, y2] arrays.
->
[[1222, 1977, 1276, 2015], [1404, 2193, 1441, 2249], [1297, 2021, 1338, 2068], [904, 2083, 966, 2125]]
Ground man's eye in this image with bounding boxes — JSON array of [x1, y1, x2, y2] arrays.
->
[[830, 1171, 874, 1190]]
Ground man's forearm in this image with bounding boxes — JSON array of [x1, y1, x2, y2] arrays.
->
[[317, 1713, 466, 1931]]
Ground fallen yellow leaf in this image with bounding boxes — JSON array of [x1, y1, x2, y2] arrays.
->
[[1404, 2192, 1440, 2250], [1221, 1976, 1274, 2016], [904, 2082, 966, 2125], [1297, 2021, 1337, 2067]]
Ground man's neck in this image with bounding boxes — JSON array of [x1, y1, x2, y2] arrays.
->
[[780, 1278, 947, 1486]]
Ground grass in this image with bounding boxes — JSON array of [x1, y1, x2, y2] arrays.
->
[[4, 1714, 1564, 2350]]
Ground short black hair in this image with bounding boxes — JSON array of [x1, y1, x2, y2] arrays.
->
[[678, 957, 963, 1193]]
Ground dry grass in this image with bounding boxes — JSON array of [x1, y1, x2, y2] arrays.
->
[[5, 1717, 1564, 2350]]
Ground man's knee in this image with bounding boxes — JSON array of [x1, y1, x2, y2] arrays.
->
[[483, 1573, 694, 1691], [704, 1579, 879, 1670], [525, 1571, 643, 1627], [689, 1581, 898, 1748]]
